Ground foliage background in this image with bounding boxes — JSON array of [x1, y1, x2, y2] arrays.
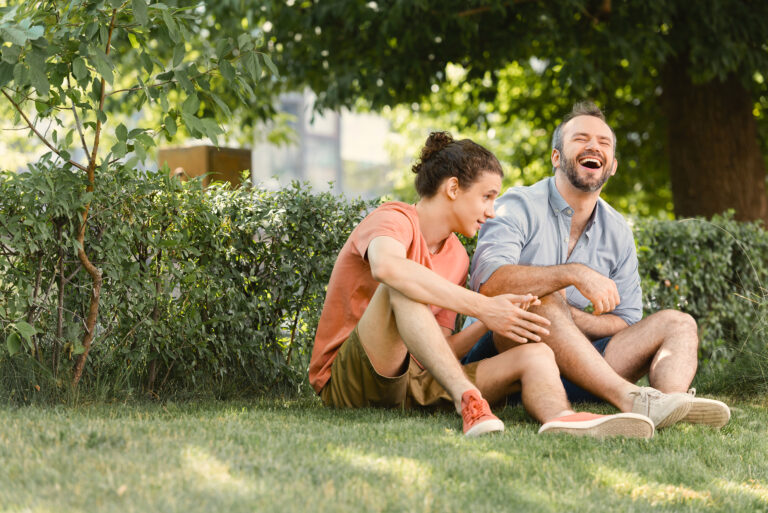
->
[[0, 166, 372, 402], [1, 167, 765, 402]]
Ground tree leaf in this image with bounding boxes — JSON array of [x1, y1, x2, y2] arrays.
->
[[1, 26, 28, 46], [28, 50, 49, 96], [2, 44, 21, 64], [0, 61, 13, 88], [88, 47, 113, 85], [14, 321, 36, 343], [132, 0, 148, 26], [181, 92, 199, 114], [164, 114, 177, 136], [116, 123, 128, 142], [173, 68, 194, 93], [243, 52, 261, 82], [27, 25, 44, 41], [6, 332, 21, 356], [172, 43, 185, 68], [219, 59, 235, 83], [261, 53, 278, 76], [161, 9, 180, 43], [72, 56, 87, 81]]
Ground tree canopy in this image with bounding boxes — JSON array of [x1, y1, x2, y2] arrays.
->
[[258, 0, 768, 221]]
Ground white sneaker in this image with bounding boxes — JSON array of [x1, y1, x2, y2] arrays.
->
[[682, 388, 730, 428], [629, 387, 691, 429]]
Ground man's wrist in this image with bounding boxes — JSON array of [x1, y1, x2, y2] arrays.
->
[[563, 263, 586, 288]]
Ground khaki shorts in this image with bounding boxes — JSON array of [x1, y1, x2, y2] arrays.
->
[[320, 326, 480, 410]]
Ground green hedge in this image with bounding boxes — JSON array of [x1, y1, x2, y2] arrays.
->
[[1, 164, 765, 401], [634, 214, 768, 393], [0, 163, 372, 401]]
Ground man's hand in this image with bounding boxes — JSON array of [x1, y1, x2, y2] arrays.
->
[[573, 265, 620, 315], [477, 294, 551, 344]]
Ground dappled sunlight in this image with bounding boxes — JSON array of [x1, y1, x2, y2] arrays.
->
[[331, 446, 432, 491], [592, 465, 712, 506], [181, 446, 251, 494], [716, 479, 768, 503]]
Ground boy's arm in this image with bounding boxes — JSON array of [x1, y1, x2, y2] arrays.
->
[[367, 236, 550, 344], [442, 321, 489, 359]]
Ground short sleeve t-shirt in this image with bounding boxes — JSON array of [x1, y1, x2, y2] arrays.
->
[[308, 201, 469, 394]]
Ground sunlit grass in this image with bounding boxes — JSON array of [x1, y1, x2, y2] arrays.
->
[[0, 396, 765, 512]]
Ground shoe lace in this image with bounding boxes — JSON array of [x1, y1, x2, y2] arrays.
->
[[628, 388, 662, 417], [462, 395, 489, 424]]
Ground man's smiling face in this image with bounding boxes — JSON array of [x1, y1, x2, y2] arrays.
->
[[556, 115, 617, 193]]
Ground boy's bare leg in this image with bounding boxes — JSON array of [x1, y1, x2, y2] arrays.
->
[[357, 284, 476, 411]]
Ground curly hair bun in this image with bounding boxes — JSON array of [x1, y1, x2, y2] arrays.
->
[[416, 131, 454, 169]]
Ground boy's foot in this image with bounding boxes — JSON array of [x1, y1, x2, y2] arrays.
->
[[629, 386, 691, 428], [682, 388, 730, 428], [538, 412, 654, 439], [461, 389, 504, 437]]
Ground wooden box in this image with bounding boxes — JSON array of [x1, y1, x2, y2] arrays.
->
[[158, 145, 251, 188]]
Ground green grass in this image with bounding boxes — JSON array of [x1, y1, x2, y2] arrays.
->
[[0, 397, 766, 513]]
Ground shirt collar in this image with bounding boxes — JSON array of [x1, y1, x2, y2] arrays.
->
[[548, 177, 601, 239], [547, 177, 574, 217]]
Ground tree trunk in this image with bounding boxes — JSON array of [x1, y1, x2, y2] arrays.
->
[[661, 58, 768, 224]]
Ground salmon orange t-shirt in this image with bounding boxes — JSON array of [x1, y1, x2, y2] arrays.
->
[[308, 201, 469, 394]]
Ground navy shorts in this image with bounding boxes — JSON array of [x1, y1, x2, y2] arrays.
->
[[461, 330, 612, 404]]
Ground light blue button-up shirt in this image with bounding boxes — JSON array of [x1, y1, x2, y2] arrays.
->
[[469, 177, 642, 326]]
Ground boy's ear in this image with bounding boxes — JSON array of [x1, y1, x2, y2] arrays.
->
[[445, 176, 460, 200]]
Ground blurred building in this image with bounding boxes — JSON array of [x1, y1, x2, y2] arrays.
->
[[252, 91, 394, 199]]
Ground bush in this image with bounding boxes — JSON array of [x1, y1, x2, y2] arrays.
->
[[1, 167, 765, 402], [0, 163, 373, 402], [634, 214, 768, 393]]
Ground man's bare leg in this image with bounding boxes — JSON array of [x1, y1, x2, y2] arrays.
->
[[474, 343, 573, 422], [357, 284, 476, 411], [496, 293, 638, 411], [603, 310, 698, 393]]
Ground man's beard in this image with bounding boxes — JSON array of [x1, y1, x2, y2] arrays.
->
[[561, 151, 613, 192]]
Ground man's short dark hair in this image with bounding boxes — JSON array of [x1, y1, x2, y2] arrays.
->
[[551, 101, 616, 155]]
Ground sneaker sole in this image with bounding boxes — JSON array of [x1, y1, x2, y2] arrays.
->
[[465, 419, 505, 437], [683, 398, 730, 428], [654, 399, 692, 429], [538, 413, 654, 439]]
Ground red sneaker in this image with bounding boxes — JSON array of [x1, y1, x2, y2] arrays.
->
[[461, 389, 504, 437], [538, 412, 654, 439]]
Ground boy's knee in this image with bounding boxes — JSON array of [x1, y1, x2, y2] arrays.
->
[[517, 342, 557, 366]]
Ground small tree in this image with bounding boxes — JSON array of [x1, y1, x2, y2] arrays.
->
[[0, 0, 276, 385]]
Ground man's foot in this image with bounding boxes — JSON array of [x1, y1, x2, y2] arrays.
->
[[538, 412, 654, 439], [461, 389, 504, 437], [682, 388, 730, 428], [629, 386, 691, 428]]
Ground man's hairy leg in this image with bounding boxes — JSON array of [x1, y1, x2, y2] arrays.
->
[[497, 293, 637, 412], [475, 343, 573, 423], [603, 310, 698, 393], [357, 284, 476, 412]]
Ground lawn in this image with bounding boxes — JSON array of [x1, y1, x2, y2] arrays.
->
[[0, 396, 766, 513]]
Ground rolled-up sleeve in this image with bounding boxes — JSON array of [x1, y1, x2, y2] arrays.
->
[[609, 233, 643, 326], [469, 193, 530, 292]]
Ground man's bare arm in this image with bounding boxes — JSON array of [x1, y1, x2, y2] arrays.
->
[[479, 263, 582, 298], [479, 263, 621, 315]]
